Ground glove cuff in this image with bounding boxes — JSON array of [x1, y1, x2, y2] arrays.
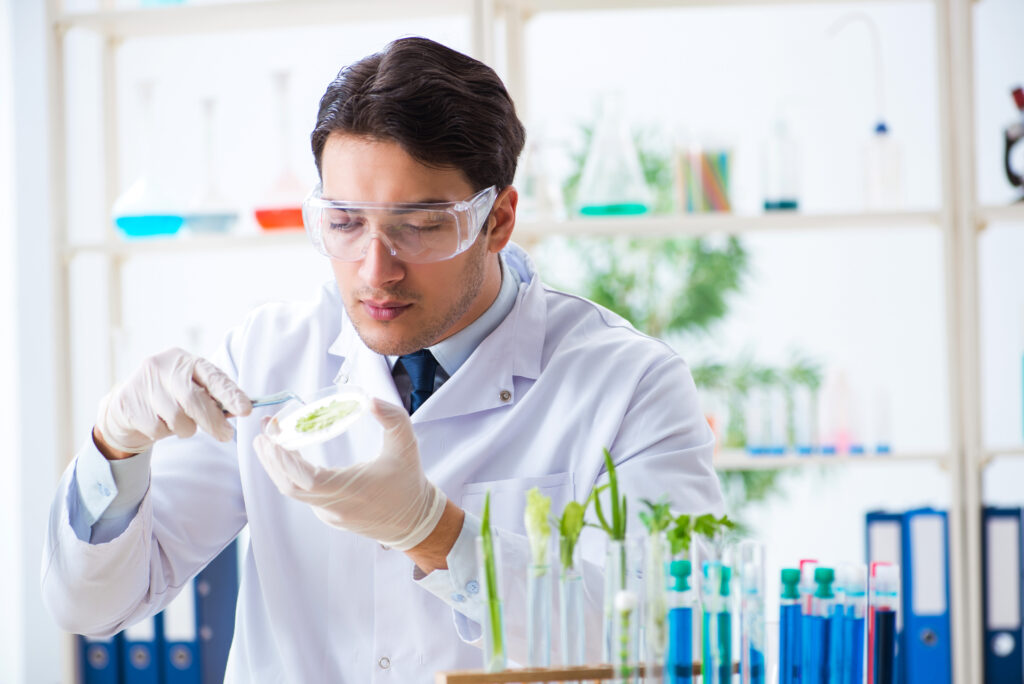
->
[[95, 390, 153, 455], [385, 481, 447, 552]]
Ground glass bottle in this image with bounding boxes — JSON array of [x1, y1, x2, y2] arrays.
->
[[576, 93, 651, 216], [112, 81, 184, 238], [182, 97, 238, 234], [253, 71, 306, 230]]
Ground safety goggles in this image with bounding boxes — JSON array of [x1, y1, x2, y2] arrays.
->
[[302, 184, 498, 264]]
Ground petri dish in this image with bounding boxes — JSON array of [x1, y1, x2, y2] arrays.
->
[[265, 385, 370, 451]]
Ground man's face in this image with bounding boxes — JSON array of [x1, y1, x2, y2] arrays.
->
[[320, 132, 503, 356]]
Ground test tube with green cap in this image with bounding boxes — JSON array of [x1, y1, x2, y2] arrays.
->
[[780, 569, 801, 684], [667, 560, 695, 683], [804, 567, 836, 684]]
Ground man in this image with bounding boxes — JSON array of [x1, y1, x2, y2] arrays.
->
[[43, 37, 723, 680]]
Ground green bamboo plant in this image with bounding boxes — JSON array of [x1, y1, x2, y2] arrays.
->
[[480, 491, 504, 671]]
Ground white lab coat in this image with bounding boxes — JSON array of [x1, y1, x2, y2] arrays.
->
[[42, 244, 724, 682]]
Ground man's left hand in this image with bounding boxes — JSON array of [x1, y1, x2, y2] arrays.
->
[[253, 398, 447, 551]]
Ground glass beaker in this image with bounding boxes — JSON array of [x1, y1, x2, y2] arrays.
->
[[254, 71, 306, 231]]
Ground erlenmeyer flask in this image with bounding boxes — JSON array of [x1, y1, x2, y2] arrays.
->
[[575, 94, 651, 216], [182, 97, 238, 234], [254, 70, 306, 231], [112, 81, 184, 238]]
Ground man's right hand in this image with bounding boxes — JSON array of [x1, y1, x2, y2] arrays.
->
[[93, 348, 252, 460]]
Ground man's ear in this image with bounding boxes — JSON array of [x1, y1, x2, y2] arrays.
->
[[485, 186, 518, 254]]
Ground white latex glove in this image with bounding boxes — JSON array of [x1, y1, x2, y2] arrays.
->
[[253, 398, 447, 551], [96, 348, 252, 454]]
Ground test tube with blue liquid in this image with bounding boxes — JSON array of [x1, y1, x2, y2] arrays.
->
[[828, 568, 848, 684], [805, 567, 836, 684], [869, 564, 899, 684], [667, 559, 695, 684], [842, 566, 867, 684], [701, 550, 733, 684], [779, 569, 801, 684], [799, 560, 819, 683], [739, 541, 766, 684]]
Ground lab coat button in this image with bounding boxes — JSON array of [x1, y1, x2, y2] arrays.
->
[[499, 390, 511, 402], [465, 580, 480, 595], [451, 593, 466, 603], [380, 543, 390, 550], [378, 656, 391, 670]]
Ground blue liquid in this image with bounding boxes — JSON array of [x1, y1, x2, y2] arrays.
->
[[843, 615, 865, 684], [115, 214, 184, 238], [828, 606, 844, 684], [802, 615, 829, 684], [747, 646, 765, 684], [702, 611, 732, 683], [780, 604, 801, 684], [182, 212, 237, 234], [668, 607, 693, 684]]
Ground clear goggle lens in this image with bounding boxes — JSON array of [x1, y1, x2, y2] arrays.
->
[[303, 185, 498, 263]]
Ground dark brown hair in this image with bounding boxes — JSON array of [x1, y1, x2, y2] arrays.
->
[[311, 37, 526, 190]]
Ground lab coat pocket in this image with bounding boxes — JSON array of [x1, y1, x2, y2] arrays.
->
[[460, 472, 574, 534]]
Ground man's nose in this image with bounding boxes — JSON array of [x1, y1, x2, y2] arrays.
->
[[358, 234, 405, 288]]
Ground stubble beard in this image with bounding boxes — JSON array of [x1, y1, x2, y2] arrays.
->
[[345, 238, 489, 357]]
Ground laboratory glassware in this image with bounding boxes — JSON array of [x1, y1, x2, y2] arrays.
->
[[677, 142, 733, 213], [667, 559, 694, 684], [869, 564, 899, 684], [805, 567, 836, 684], [477, 497, 507, 673], [605, 538, 641, 683], [1004, 86, 1024, 202], [842, 565, 867, 684], [254, 71, 306, 230], [644, 532, 670, 684], [762, 117, 800, 211], [560, 539, 586, 666], [864, 122, 903, 210], [526, 538, 552, 666], [183, 97, 238, 234], [576, 93, 651, 216], [739, 541, 766, 684], [263, 385, 370, 451], [112, 81, 184, 238], [701, 545, 733, 684], [779, 568, 801, 684]]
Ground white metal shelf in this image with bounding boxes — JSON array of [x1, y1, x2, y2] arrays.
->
[[978, 202, 1024, 227], [64, 209, 941, 262], [713, 449, 950, 471], [982, 445, 1024, 462], [56, 0, 472, 38]]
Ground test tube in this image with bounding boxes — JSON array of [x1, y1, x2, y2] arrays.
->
[[828, 567, 847, 684], [779, 569, 801, 684], [739, 542, 766, 684], [667, 560, 695, 684], [799, 560, 819, 683], [701, 551, 733, 684], [843, 565, 867, 684], [805, 567, 835, 684], [870, 564, 900, 684]]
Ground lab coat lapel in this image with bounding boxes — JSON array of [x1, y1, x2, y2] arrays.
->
[[411, 275, 546, 423], [327, 310, 403, 408]]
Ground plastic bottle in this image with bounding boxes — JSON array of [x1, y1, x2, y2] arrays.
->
[[864, 121, 903, 210]]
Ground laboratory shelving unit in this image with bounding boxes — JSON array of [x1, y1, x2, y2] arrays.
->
[[41, 0, 1001, 682]]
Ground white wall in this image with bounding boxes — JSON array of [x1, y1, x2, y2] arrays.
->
[[0, 0, 21, 679]]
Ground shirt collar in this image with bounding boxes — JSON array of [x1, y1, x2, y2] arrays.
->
[[385, 254, 521, 377]]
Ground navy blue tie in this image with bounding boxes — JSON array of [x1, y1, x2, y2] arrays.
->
[[398, 349, 438, 414]]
